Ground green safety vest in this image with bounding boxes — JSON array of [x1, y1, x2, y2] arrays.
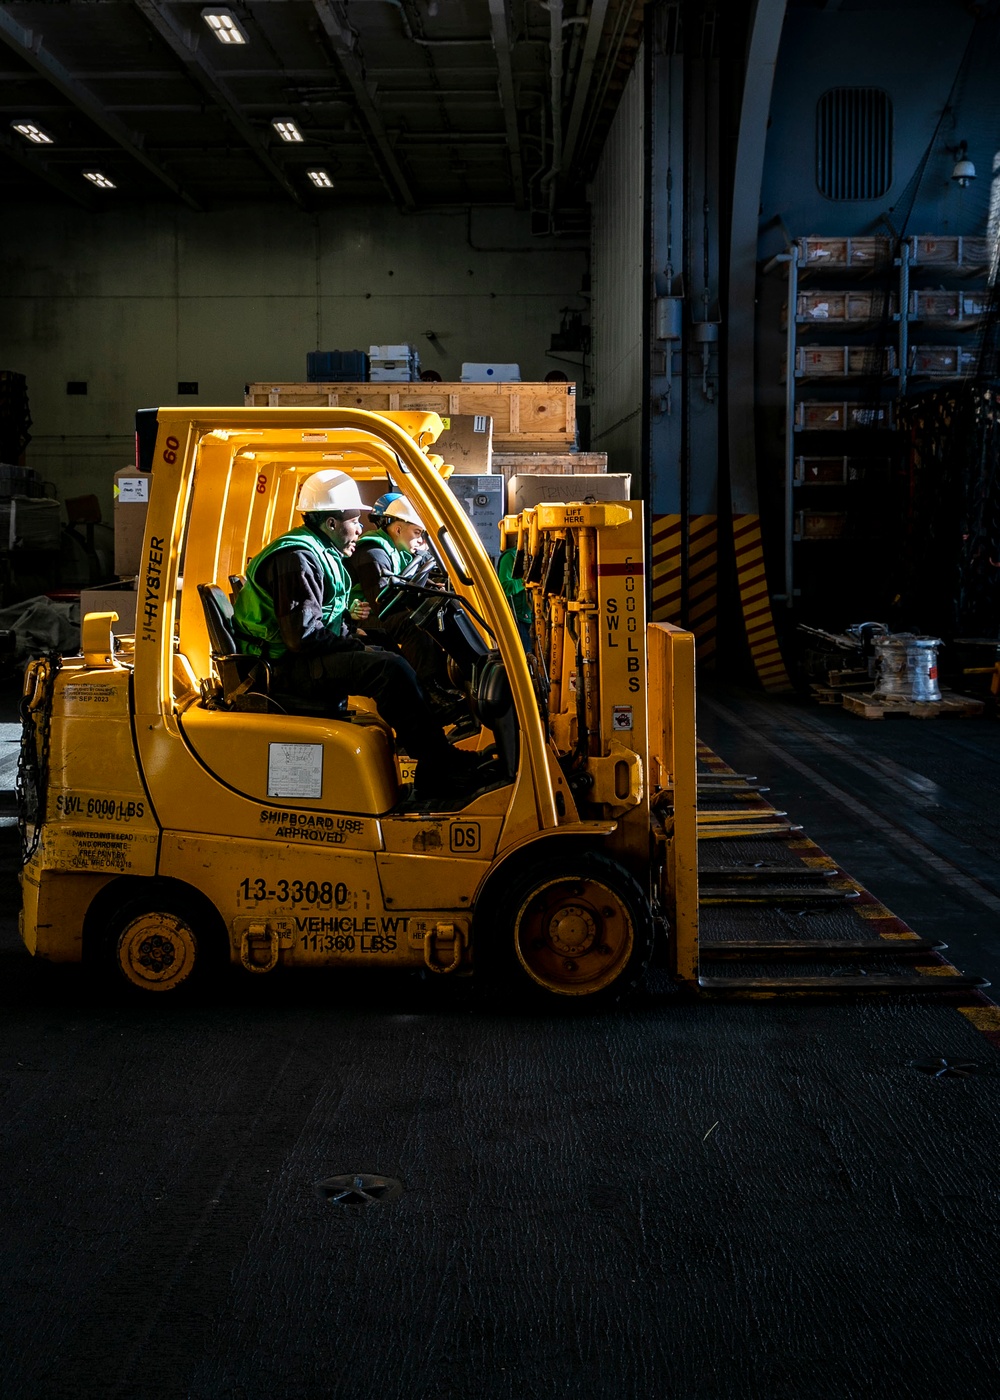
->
[[498, 548, 532, 627], [233, 525, 351, 659], [347, 527, 412, 609]]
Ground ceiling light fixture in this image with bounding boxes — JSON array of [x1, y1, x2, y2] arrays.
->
[[12, 120, 53, 145], [272, 118, 304, 144], [83, 171, 116, 189], [307, 169, 334, 189], [201, 7, 248, 44]]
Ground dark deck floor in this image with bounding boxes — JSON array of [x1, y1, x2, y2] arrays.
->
[[3, 684, 1000, 1399]]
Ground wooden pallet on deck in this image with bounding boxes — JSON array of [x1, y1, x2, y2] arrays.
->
[[841, 690, 985, 720]]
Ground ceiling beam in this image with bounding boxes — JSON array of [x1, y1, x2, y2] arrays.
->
[[311, 0, 417, 210], [0, 9, 201, 209], [132, 0, 307, 209], [561, 0, 612, 174], [0, 131, 95, 207], [486, 0, 525, 208]]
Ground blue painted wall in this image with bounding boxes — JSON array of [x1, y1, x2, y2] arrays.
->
[[760, 1, 995, 251]]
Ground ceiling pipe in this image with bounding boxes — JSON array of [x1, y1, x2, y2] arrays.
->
[[312, 0, 417, 210], [367, 0, 493, 46], [486, 0, 526, 207], [539, 0, 564, 226], [561, 0, 611, 173]]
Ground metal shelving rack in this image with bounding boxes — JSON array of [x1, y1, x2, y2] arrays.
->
[[765, 234, 991, 612]]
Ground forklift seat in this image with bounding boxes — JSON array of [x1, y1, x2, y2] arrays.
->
[[197, 582, 348, 719], [200, 582, 241, 657], [198, 582, 271, 711]]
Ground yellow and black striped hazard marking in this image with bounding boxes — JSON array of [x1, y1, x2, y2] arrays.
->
[[650, 514, 718, 669], [687, 515, 717, 669], [650, 514, 682, 621], [732, 514, 792, 692]]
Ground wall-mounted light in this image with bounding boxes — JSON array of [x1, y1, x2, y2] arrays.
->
[[201, 7, 248, 44], [271, 118, 304, 144], [307, 169, 334, 189], [83, 171, 116, 189], [11, 120, 53, 145], [951, 140, 976, 187]]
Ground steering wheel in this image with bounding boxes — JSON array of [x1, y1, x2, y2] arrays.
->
[[378, 576, 455, 620]]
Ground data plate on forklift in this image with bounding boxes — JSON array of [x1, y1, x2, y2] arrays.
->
[[267, 742, 323, 798]]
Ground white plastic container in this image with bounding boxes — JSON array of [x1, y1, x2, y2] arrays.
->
[[460, 363, 521, 382]]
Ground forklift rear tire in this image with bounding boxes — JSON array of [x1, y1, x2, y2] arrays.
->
[[481, 852, 653, 1005], [105, 896, 209, 995]]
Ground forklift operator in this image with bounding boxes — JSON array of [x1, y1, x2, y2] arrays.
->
[[346, 494, 453, 696], [232, 469, 482, 799]]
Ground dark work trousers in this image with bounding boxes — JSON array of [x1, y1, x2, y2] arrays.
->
[[366, 611, 449, 687], [274, 647, 450, 761]]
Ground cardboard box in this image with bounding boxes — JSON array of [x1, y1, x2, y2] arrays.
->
[[447, 475, 505, 563], [80, 580, 137, 635], [436, 414, 493, 474], [114, 468, 149, 577], [507, 473, 632, 513]]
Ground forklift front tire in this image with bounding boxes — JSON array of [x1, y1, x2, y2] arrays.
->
[[106, 896, 209, 995], [480, 852, 654, 1006]]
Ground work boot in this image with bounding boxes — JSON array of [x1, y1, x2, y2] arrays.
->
[[425, 683, 468, 725]]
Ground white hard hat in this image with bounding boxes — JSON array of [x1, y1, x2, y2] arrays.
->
[[383, 496, 425, 530], [297, 469, 364, 514]]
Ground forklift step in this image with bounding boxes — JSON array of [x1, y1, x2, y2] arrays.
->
[[698, 865, 836, 881], [699, 937, 946, 958], [699, 886, 859, 903], [697, 973, 989, 993]]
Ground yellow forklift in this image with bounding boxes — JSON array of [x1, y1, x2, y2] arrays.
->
[[17, 407, 700, 1002]]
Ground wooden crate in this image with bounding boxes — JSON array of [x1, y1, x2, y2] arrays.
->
[[795, 510, 847, 540], [908, 235, 990, 269], [796, 401, 895, 431], [846, 402, 894, 430], [799, 236, 890, 269], [792, 346, 895, 378], [244, 381, 576, 450], [794, 291, 894, 323], [795, 456, 848, 484], [795, 456, 879, 484], [908, 345, 978, 378], [910, 290, 987, 326]]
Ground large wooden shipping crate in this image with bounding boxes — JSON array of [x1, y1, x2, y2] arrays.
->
[[244, 381, 576, 452]]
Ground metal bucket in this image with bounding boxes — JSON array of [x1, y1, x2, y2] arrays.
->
[[873, 634, 942, 702]]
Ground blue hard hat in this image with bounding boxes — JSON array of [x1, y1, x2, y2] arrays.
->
[[372, 491, 403, 515]]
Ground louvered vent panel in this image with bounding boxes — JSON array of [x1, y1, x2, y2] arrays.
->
[[816, 88, 892, 201]]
